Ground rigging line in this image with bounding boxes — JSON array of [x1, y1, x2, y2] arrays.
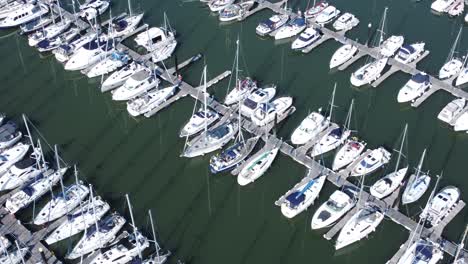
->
[[239, 38, 250, 78], [225, 42, 238, 98]]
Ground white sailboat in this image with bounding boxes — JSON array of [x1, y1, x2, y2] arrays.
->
[[45, 195, 110, 244], [28, 18, 71, 47], [139, 13, 177, 62], [5, 167, 68, 214], [53, 32, 97, 63], [0, 121, 22, 149], [208, 0, 235, 12], [311, 189, 356, 229], [329, 44, 358, 69], [64, 38, 115, 71], [304, 1, 329, 18], [397, 239, 444, 264], [105, 13, 144, 39], [331, 138, 366, 171], [143, 210, 171, 264], [402, 149, 430, 205], [453, 225, 468, 264], [431, 0, 456, 12], [279, 174, 326, 218], [181, 67, 236, 158], [370, 124, 408, 199], [349, 147, 392, 177], [85, 51, 131, 78], [34, 183, 89, 225], [101, 61, 145, 92], [0, 143, 30, 175], [310, 98, 354, 157], [455, 56, 468, 86], [439, 27, 463, 80], [350, 8, 389, 86], [89, 195, 149, 264], [224, 39, 257, 105], [237, 145, 280, 186], [66, 213, 126, 259]]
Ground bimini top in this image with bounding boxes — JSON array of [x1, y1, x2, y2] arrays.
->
[[290, 17, 306, 26], [286, 192, 305, 208], [113, 19, 128, 32], [208, 124, 231, 139], [415, 244, 433, 261], [411, 73, 430, 84]]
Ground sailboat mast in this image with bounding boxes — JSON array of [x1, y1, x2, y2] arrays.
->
[[237, 98, 244, 143], [344, 99, 354, 131], [235, 38, 240, 91], [14, 241, 25, 264], [203, 66, 208, 135], [415, 149, 427, 178], [454, 225, 468, 263], [22, 114, 35, 149], [125, 194, 142, 260], [394, 124, 407, 172], [89, 184, 102, 249], [127, 0, 133, 17], [447, 27, 463, 62], [54, 145, 67, 200], [328, 83, 336, 121], [148, 210, 161, 261]]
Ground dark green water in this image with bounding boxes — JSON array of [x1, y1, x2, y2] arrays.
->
[[1, 0, 468, 263]]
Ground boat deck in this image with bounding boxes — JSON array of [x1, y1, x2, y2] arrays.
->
[[274, 169, 319, 206]]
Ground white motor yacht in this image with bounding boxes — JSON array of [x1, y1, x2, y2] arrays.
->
[[310, 127, 351, 157], [431, 0, 455, 12], [79, 0, 109, 21], [237, 146, 280, 186], [0, 143, 30, 175], [67, 213, 126, 259], [34, 184, 89, 225], [335, 206, 384, 250], [5, 168, 68, 214], [224, 78, 257, 105], [397, 73, 431, 103], [420, 186, 460, 227], [251, 97, 293, 126], [0, 3, 48, 28], [315, 5, 340, 25], [329, 44, 358, 69], [349, 147, 391, 176], [218, 1, 254, 22], [88, 232, 149, 264], [394, 43, 426, 64], [127, 85, 178, 117], [64, 38, 114, 71], [380, 35, 404, 57], [208, 0, 235, 12], [0, 1, 28, 19], [85, 51, 131, 78], [255, 14, 289, 36], [101, 61, 144, 92], [439, 58, 463, 79], [332, 138, 366, 171], [454, 111, 468, 132], [396, 239, 443, 264], [332, 12, 359, 31], [280, 175, 326, 218], [274, 16, 307, 40], [311, 190, 356, 229], [106, 14, 144, 39], [304, 1, 328, 18], [45, 197, 110, 244], [291, 27, 322, 50], [370, 167, 408, 199], [181, 122, 236, 158], [28, 19, 71, 47], [350, 58, 388, 87], [111, 69, 160, 101], [290, 111, 329, 145], [448, 0, 464, 16], [455, 66, 468, 86], [437, 98, 465, 124], [240, 86, 276, 117], [137, 27, 177, 62]]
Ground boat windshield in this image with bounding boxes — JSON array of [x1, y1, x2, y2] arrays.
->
[[243, 98, 258, 110], [326, 199, 346, 211]]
